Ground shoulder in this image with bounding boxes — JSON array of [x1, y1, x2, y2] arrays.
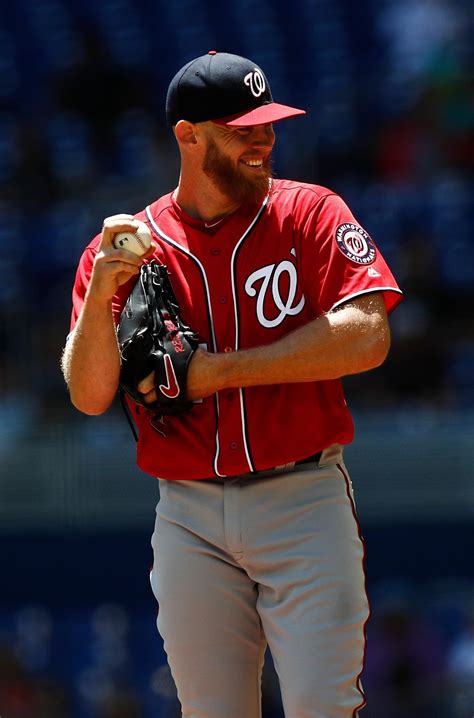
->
[[270, 178, 338, 211], [268, 178, 341, 224], [271, 178, 335, 199]]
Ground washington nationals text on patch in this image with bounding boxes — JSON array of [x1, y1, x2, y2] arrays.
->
[[335, 223, 376, 265], [70, 179, 402, 480]]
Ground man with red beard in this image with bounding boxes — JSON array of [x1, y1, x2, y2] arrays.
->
[[62, 51, 402, 717]]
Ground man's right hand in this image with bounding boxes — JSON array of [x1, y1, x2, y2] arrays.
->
[[89, 214, 154, 302]]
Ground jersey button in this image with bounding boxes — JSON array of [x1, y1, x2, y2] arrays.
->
[[224, 346, 233, 353], [211, 247, 220, 256], [226, 391, 235, 401], [219, 296, 227, 304], [229, 441, 238, 450]]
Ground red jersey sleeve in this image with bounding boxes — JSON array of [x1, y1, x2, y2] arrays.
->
[[302, 193, 402, 315], [70, 245, 96, 332], [69, 236, 137, 332]]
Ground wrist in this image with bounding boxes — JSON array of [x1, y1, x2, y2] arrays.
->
[[84, 285, 114, 312], [214, 348, 254, 391], [187, 349, 240, 400]]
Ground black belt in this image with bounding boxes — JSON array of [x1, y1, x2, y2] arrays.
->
[[294, 450, 323, 466], [249, 450, 323, 478]]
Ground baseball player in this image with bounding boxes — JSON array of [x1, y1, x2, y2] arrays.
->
[[62, 51, 402, 717]]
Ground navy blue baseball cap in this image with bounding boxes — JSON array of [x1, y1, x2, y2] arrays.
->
[[166, 50, 306, 127]]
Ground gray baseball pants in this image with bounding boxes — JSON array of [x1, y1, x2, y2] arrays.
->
[[150, 445, 368, 718]]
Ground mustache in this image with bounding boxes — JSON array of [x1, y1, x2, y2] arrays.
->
[[202, 139, 274, 205]]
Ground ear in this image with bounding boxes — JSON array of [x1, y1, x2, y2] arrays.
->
[[174, 120, 198, 147]]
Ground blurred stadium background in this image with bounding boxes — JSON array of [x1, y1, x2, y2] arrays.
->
[[0, 0, 473, 715]]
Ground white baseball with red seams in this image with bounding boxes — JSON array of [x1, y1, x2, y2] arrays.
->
[[113, 220, 152, 255]]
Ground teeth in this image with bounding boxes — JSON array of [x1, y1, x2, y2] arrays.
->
[[245, 160, 263, 167]]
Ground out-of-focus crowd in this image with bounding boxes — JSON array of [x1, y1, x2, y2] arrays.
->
[[1, 581, 474, 718]]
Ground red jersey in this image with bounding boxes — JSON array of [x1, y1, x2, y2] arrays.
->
[[70, 179, 402, 480]]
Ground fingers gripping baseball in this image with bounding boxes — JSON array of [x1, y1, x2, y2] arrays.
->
[[91, 215, 155, 301]]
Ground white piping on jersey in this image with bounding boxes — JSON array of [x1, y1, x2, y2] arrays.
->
[[230, 194, 270, 350], [230, 194, 270, 473], [145, 206, 225, 477], [330, 286, 403, 311], [145, 194, 269, 478], [212, 412, 224, 477], [145, 207, 219, 354]]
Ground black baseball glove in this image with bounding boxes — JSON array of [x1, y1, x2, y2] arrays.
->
[[117, 260, 199, 415]]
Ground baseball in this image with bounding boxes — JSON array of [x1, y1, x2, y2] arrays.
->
[[113, 220, 152, 256]]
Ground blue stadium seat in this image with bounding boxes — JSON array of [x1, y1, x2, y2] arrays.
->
[[0, 116, 18, 183], [46, 112, 95, 184], [92, 0, 151, 68], [19, 0, 80, 72], [114, 109, 159, 178], [0, 30, 19, 101]]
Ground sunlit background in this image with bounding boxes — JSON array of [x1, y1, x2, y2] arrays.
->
[[0, 0, 473, 716]]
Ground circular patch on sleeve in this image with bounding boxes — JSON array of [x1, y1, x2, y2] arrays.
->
[[335, 223, 376, 265]]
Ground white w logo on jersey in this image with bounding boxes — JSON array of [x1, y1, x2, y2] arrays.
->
[[244, 69, 266, 97], [245, 256, 305, 328]]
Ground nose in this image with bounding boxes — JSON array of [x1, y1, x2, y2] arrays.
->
[[250, 123, 275, 148]]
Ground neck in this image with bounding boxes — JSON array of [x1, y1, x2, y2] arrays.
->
[[174, 171, 241, 223]]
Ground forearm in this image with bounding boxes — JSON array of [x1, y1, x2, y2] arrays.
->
[[62, 294, 121, 415], [188, 294, 391, 398], [63, 214, 154, 414], [221, 310, 388, 388]]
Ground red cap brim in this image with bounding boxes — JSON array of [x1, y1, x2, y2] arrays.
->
[[212, 102, 306, 127]]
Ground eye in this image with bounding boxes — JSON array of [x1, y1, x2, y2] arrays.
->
[[234, 127, 252, 136]]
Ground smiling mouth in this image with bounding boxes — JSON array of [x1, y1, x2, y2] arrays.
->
[[241, 159, 264, 169]]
